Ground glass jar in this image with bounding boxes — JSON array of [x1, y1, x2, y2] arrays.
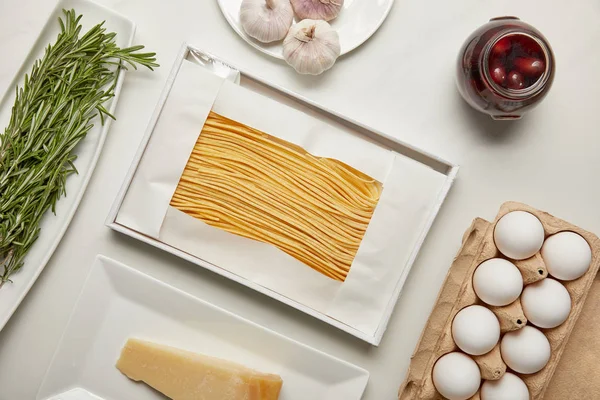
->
[[456, 17, 555, 120]]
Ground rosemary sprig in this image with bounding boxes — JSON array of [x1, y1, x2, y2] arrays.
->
[[0, 9, 158, 285]]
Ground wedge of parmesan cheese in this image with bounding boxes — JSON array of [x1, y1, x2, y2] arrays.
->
[[116, 338, 283, 400]]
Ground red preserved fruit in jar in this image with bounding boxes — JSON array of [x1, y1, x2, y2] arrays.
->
[[491, 37, 511, 57], [456, 17, 555, 120], [507, 71, 525, 90], [513, 57, 545, 78], [490, 64, 507, 85]]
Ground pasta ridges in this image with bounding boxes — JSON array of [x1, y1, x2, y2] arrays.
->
[[170, 112, 381, 282]]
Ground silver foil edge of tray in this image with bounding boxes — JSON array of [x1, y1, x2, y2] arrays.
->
[[187, 48, 241, 84]]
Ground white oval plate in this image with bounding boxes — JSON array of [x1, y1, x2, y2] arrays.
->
[[0, 0, 134, 332], [217, 0, 395, 60]]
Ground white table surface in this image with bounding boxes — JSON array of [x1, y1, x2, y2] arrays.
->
[[1, 0, 599, 399]]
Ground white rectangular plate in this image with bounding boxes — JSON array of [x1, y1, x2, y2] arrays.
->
[[36, 256, 370, 400], [0, 0, 134, 331], [107, 45, 458, 345]]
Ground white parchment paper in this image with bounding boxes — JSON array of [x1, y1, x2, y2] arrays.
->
[[117, 60, 225, 237], [117, 59, 447, 337]]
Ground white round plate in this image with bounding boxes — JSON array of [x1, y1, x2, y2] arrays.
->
[[217, 0, 395, 60]]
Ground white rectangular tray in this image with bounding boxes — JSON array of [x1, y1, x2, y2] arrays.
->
[[0, 0, 134, 332], [107, 45, 459, 345], [36, 256, 370, 400]]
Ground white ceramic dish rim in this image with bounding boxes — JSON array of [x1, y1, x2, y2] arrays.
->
[[216, 0, 396, 60], [0, 0, 134, 332]]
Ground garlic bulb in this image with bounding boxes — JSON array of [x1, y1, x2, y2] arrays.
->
[[283, 20, 340, 75], [290, 0, 344, 21], [240, 0, 294, 43]]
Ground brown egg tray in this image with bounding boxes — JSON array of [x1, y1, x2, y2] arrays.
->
[[398, 201, 600, 400]]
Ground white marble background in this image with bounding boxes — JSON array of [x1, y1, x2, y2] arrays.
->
[[0, 0, 599, 399]]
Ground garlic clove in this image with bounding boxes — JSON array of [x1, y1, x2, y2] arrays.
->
[[290, 0, 344, 22], [283, 19, 341, 75], [240, 0, 294, 43]]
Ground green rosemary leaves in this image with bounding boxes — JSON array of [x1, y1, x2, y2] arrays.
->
[[0, 9, 158, 285]]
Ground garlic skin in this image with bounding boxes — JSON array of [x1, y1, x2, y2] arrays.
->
[[240, 0, 294, 43], [283, 19, 341, 75], [290, 0, 344, 21]]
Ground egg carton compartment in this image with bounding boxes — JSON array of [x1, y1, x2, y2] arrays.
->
[[398, 201, 600, 400]]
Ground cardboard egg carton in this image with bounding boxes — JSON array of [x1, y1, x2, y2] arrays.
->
[[398, 201, 600, 400]]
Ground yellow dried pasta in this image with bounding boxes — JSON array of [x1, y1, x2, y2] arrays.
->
[[170, 112, 382, 281]]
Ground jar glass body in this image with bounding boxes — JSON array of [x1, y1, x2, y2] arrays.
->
[[456, 17, 555, 120]]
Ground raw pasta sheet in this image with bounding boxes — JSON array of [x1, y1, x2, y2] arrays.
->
[[116, 60, 446, 336]]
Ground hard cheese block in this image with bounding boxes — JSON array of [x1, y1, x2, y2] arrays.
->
[[116, 338, 283, 400]]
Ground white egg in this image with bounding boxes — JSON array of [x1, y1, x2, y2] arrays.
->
[[541, 231, 592, 281], [480, 372, 530, 400], [521, 278, 571, 328], [501, 326, 551, 374], [452, 305, 500, 355], [494, 211, 545, 260], [432, 352, 481, 400], [473, 258, 523, 306]]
